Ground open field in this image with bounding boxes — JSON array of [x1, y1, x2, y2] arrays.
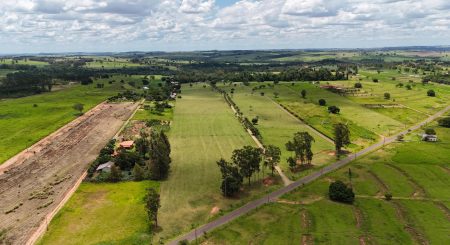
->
[[217, 83, 335, 179], [38, 181, 159, 245], [155, 84, 282, 243], [0, 102, 138, 244], [85, 58, 144, 69], [0, 82, 126, 164], [0, 59, 49, 66], [201, 119, 450, 244]]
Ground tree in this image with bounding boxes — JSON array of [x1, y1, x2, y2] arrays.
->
[[334, 123, 350, 154], [301, 89, 307, 98], [286, 132, 315, 166], [406, 84, 412, 90], [354, 82, 362, 88], [384, 92, 390, 100], [145, 188, 161, 228], [328, 105, 340, 114], [329, 180, 354, 204], [372, 78, 379, 83], [274, 91, 279, 98], [264, 145, 281, 176], [217, 159, 243, 197], [231, 146, 262, 185], [135, 131, 150, 158], [115, 151, 141, 171], [108, 165, 122, 182], [438, 117, 450, 128], [425, 128, 436, 135], [149, 130, 171, 180], [427, 89, 436, 97], [72, 103, 84, 114], [318, 99, 326, 106], [132, 164, 145, 181], [251, 117, 259, 125]]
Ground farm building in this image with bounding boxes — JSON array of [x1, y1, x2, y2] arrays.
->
[[119, 140, 134, 149], [422, 134, 438, 142], [96, 161, 114, 172]]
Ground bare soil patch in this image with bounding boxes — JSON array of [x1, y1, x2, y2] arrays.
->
[[0, 102, 138, 245]]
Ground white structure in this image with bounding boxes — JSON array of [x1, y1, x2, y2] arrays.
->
[[422, 134, 438, 142], [96, 161, 114, 172]]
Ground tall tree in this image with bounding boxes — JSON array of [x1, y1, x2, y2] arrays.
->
[[264, 145, 281, 176], [149, 130, 171, 180], [217, 158, 243, 197], [334, 123, 350, 154], [231, 146, 262, 185], [145, 188, 161, 228]]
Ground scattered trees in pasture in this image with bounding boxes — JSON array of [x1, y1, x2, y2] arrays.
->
[[217, 159, 243, 197], [231, 146, 262, 185]]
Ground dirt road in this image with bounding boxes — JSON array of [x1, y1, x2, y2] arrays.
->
[[168, 104, 450, 245], [0, 102, 138, 245]]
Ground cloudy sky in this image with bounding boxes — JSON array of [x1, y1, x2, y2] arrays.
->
[[0, 0, 449, 53]]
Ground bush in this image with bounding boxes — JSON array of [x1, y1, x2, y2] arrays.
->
[[384, 92, 390, 100], [178, 240, 189, 245], [354, 82, 362, 88], [427, 89, 435, 97], [328, 105, 340, 114], [425, 128, 436, 135], [372, 78, 379, 83], [329, 180, 354, 204], [438, 117, 450, 128], [318, 99, 327, 106], [384, 193, 393, 201]]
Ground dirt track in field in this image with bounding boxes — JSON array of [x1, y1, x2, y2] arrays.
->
[[0, 102, 138, 245]]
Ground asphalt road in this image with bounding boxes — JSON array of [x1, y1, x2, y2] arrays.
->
[[168, 105, 450, 245]]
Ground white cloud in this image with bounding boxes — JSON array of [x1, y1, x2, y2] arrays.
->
[[0, 0, 448, 53]]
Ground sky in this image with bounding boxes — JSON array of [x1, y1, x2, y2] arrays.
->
[[0, 0, 449, 53]]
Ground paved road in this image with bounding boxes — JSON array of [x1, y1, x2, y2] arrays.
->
[[168, 105, 450, 245]]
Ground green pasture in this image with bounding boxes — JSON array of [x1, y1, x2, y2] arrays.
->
[[217, 83, 335, 179], [0, 80, 126, 164], [85, 58, 143, 69], [39, 181, 159, 245], [204, 118, 450, 244], [0, 58, 48, 66], [155, 84, 282, 242]]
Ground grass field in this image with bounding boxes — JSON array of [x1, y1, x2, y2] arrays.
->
[[217, 83, 335, 179], [39, 181, 159, 245], [202, 118, 450, 244], [85, 58, 143, 69], [0, 81, 125, 164], [154, 84, 282, 243], [132, 102, 174, 122], [0, 58, 48, 66]]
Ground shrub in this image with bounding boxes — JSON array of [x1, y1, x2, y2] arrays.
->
[[329, 180, 355, 204], [372, 78, 379, 83], [425, 128, 436, 135], [406, 84, 412, 90], [251, 117, 259, 125], [427, 89, 435, 97], [438, 117, 450, 128], [384, 92, 391, 100], [328, 105, 340, 114], [354, 82, 362, 88], [318, 99, 327, 106], [384, 193, 392, 201]]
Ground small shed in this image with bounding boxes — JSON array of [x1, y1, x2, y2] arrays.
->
[[96, 161, 114, 172], [119, 140, 134, 149], [422, 134, 438, 142]]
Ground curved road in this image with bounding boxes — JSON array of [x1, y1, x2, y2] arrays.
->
[[168, 105, 450, 245]]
